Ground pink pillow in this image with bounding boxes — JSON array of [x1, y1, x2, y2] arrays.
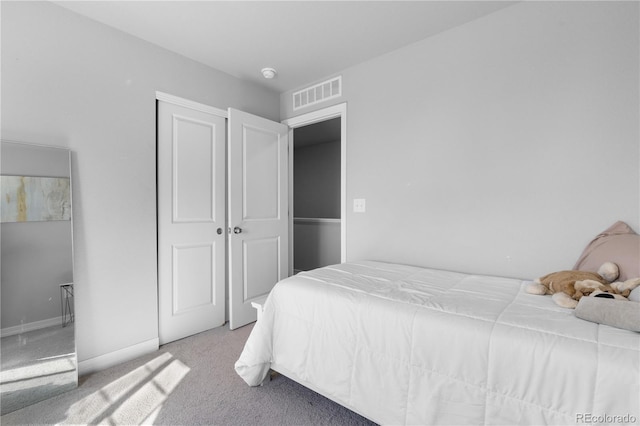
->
[[573, 221, 640, 282]]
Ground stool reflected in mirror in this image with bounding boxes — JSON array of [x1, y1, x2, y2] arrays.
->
[[60, 283, 74, 327]]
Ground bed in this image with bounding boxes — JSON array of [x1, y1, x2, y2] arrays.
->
[[235, 260, 640, 425]]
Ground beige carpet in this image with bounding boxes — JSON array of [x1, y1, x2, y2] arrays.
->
[[1, 323, 376, 425]]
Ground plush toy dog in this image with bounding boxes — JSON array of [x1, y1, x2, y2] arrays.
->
[[607, 277, 640, 298], [526, 262, 628, 308]]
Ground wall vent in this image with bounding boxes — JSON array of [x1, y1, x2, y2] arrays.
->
[[293, 76, 342, 111]]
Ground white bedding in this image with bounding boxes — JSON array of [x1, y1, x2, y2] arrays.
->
[[235, 261, 640, 425]]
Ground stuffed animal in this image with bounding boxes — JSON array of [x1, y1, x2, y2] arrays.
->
[[589, 289, 627, 300], [607, 277, 640, 298], [577, 275, 640, 307], [526, 262, 622, 308]]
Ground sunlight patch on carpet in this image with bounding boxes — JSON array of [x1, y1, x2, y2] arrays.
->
[[63, 352, 190, 424]]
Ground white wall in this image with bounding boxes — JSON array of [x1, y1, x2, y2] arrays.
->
[[1, 1, 280, 371], [282, 1, 639, 279]]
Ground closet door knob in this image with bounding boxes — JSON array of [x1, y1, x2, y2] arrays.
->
[[216, 228, 223, 235], [233, 226, 243, 234]]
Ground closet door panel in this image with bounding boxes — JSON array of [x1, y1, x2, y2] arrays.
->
[[158, 100, 226, 345], [172, 115, 215, 222], [228, 108, 289, 330]]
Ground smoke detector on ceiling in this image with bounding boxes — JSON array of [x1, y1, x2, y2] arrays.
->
[[261, 68, 277, 79]]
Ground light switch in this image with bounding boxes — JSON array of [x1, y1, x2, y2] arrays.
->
[[353, 198, 366, 213]]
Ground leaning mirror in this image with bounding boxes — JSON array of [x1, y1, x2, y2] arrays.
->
[[0, 141, 77, 415]]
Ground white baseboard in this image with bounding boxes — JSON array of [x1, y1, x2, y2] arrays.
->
[[1, 316, 64, 338], [78, 337, 159, 376]]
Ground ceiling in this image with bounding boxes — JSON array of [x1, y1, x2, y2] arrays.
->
[[52, 1, 516, 93]]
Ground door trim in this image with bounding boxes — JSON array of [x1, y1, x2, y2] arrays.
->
[[282, 103, 347, 275], [156, 92, 228, 118]]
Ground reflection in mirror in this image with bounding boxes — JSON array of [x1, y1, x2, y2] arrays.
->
[[0, 141, 77, 415]]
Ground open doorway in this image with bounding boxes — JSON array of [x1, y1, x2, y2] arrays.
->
[[283, 103, 347, 276], [293, 118, 341, 273]]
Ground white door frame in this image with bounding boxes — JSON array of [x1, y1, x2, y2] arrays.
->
[[282, 103, 347, 276], [156, 92, 228, 118]]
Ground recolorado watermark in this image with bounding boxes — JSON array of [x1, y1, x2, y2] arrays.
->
[[576, 413, 637, 424]]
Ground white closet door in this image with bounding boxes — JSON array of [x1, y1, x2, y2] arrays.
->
[[157, 100, 226, 344], [227, 108, 289, 330]]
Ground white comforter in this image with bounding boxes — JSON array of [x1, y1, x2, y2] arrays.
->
[[235, 261, 640, 425]]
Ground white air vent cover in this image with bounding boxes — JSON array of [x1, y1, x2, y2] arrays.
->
[[293, 76, 342, 111]]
